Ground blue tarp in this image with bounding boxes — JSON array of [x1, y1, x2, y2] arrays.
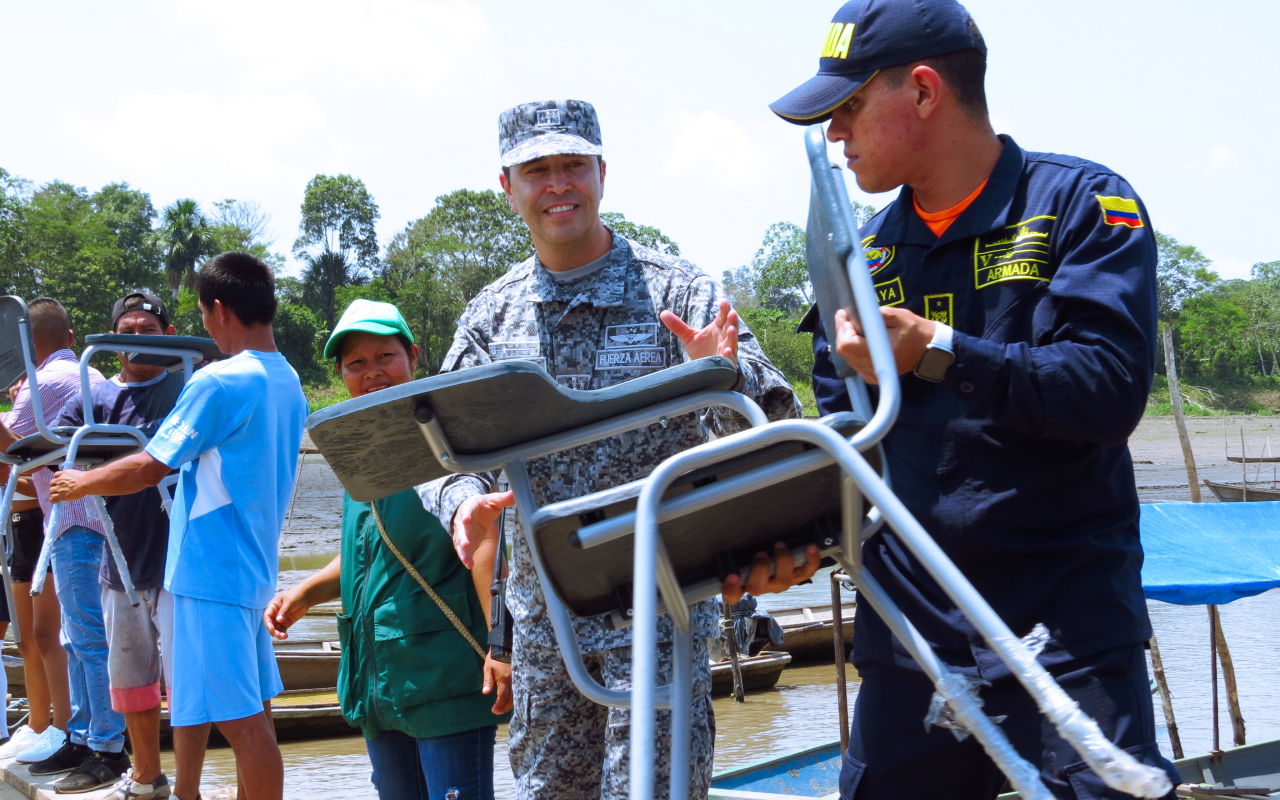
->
[[1140, 501, 1280, 606]]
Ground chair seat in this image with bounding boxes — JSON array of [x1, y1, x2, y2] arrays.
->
[[531, 416, 882, 619], [85, 334, 226, 371], [8, 428, 145, 468], [308, 357, 742, 503]]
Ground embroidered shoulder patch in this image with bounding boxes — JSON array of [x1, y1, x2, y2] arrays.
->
[[1095, 195, 1143, 228], [973, 215, 1055, 289]]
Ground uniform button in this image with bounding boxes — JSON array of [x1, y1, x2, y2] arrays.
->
[[959, 380, 975, 393]]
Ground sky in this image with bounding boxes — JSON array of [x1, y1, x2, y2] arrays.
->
[[2, 0, 1277, 282]]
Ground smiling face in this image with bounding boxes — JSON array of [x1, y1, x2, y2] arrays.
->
[[336, 331, 419, 398], [500, 153, 606, 251], [826, 72, 930, 195]]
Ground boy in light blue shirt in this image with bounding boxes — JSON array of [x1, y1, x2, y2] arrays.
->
[[51, 252, 308, 800]]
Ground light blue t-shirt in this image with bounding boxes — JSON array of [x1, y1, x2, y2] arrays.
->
[[146, 351, 309, 609]]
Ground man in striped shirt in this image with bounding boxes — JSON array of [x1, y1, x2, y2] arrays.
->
[[0, 298, 130, 791]]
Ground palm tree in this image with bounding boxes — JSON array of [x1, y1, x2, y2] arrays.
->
[[301, 249, 366, 328], [155, 199, 215, 299]]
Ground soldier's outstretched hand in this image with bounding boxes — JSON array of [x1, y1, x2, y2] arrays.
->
[[661, 298, 739, 366], [452, 490, 515, 569]]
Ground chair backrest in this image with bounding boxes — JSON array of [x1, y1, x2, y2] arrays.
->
[[308, 357, 741, 503], [0, 296, 34, 395], [83, 334, 226, 372]]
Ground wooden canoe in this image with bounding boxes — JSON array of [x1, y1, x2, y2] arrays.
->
[[708, 736, 1280, 798], [1203, 479, 1280, 502], [1227, 455, 1280, 463], [766, 601, 857, 662], [5, 689, 355, 745], [710, 652, 792, 697]]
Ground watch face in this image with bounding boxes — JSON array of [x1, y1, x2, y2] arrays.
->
[[915, 346, 955, 383]]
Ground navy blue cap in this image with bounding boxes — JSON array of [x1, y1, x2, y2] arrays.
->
[[771, 0, 986, 124]]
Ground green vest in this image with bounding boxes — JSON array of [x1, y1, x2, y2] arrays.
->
[[336, 489, 510, 739]]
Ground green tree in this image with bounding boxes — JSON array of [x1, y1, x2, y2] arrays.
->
[[211, 199, 285, 273], [600, 212, 680, 255], [91, 182, 163, 294], [383, 189, 532, 372], [274, 303, 326, 382], [293, 174, 380, 272], [19, 181, 124, 339], [0, 168, 33, 296], [1155, 231, 1218, 323], [155, 199, 216, 299], [301, 250, 366, 329]]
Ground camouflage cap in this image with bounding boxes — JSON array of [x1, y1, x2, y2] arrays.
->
[[499, 99, 602, 169]]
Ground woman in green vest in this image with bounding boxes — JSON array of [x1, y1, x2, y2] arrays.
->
[[264, 300, 512, 800]]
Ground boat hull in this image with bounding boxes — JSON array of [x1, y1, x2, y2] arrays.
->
[[1203, 480, 1280, 502]]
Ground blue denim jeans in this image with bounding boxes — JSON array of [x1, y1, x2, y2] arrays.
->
[[365, 725, 498, 800], [51, 526, 125, 752]]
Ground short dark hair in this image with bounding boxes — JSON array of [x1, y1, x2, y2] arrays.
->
[[197, 252, 277, 327], [27, 297, 71, 351], [879, 19, 988, 119]]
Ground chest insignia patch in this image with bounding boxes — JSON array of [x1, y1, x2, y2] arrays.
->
[[923, 294, 954, 327], [603, 323, 658, 348], [490, 341, 547, 371], [595, 348, 666, 371], [864, 245, 894, 275], [875, 277, 905, 307], [1096, 195, 1144, 228], [973, 215, 1055, 289]]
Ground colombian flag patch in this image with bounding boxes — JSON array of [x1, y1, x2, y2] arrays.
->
[[1096, 195, 1144, 228]]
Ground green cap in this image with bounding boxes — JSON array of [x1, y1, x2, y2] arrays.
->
[[324, 299, 415, 360]]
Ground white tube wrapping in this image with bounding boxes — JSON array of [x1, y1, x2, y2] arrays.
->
[[990, 632, 1173, 799], [931, 671, 1054, 800]]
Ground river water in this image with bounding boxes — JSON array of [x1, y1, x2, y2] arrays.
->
[[167, 417, 1280, 797], [172, 575, 1280, 799]]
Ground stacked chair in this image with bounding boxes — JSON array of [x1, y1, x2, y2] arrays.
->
[[0, 296, 221, 624], [307, 128, 1173, 800]]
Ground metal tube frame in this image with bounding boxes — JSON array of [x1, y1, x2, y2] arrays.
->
[[17, 324, 202, 608]]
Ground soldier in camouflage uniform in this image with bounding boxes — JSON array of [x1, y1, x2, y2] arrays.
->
[[417, 99, 806, 799]]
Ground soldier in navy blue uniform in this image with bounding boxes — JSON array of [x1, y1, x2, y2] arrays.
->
[[763, 1, 1183, 798]]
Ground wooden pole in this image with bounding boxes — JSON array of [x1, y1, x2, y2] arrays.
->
[[1163, 324, 1201, 502], [832, 571, 850, 758], [1241, 429, 1249, 502], [722, 600, 745, 703], [1148, 633, 1183, 759], [1210, 605, 1247, 746], [1209, 605, 1220, 752]]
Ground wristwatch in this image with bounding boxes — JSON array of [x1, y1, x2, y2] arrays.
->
[[914, 343, 955, 383]]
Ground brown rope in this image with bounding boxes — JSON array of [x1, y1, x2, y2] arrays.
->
[[369, 503, 486, 659]]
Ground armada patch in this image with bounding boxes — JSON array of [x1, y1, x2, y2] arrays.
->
[[875, 277, 904, 307], [864, 245, 894, 275], [596, 348, 666, 370], [973, 215, 1055, 289], [603, 323, 658, 348], [1096, 195, 1144, 228], [924, 294, 954, 327]]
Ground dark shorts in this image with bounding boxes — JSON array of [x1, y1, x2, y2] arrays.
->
[[841, 644, 1181, 800], [9, 507, 48, 585]]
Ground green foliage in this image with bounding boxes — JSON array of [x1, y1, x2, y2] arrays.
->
[[293, 174, 380, 272], [18, 181, 125, 342], [1155, 231, 1218, 323], [301, 249, 366, 328], [600, 212, 680, 255], [274, 303, 327, 383], [333, 278, 392, 319], [210, 199, 285, 274], [303, 369, 351, 411], [91, 183, 164, 294], [383, 189, 532, 372], [740, 308, 815, 382], [155, 199, 216, 300], [171, 289, 204, 336]]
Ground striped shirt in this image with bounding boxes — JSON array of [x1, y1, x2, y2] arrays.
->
[[8, 349, 106, 537]]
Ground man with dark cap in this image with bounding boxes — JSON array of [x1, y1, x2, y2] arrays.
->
[[56, 292, 184, 799], [765, 1, 1181, 798], [418, 99, 808, 798]]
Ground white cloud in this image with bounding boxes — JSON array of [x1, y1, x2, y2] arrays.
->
[[1208, 257, 1253, 281], [659, 110, 773, 190], [1187, 144, 1240, 177], [65, 91, 326, 186], [169, 0, 495, 91]]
